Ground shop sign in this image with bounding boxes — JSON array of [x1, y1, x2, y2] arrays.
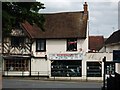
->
[[49, 53, 83, 60]]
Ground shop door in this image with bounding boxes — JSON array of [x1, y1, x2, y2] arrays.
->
[[105, 62, 115, 77]]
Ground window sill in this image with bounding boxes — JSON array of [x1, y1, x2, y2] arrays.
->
[[66, 50, 77, 52], [36, 50, 46, 52]]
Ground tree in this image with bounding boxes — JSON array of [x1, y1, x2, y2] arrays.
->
[[2, 2, 45, 36]]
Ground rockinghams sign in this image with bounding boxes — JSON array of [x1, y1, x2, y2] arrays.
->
[[49, 53, 83, 60]]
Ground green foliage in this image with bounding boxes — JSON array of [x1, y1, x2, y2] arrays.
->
[[2, 2, 45, 37]]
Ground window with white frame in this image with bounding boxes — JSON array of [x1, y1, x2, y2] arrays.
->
[[67, 38, 77, 51], [36, 39, 46, 51]]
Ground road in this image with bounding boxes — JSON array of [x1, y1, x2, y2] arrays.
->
[[2, 78, 103, 90]]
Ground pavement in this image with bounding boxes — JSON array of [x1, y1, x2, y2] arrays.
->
[[2, 78, 103, 89], [3, 76, 103, 82]]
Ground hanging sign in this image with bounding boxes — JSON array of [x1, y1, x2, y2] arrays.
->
[[49, 53, 83, 60]]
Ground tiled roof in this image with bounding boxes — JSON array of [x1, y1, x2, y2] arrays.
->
[[105, 30, 120, 45], [89, 36, 104, 51], [21, 11, 88, 39]]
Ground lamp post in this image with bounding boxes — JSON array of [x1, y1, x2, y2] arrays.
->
[[103, 56, 106, 90]]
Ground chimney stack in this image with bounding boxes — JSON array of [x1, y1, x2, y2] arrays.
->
[[83, 2, 88, 14], [83, 2, 88, 20]]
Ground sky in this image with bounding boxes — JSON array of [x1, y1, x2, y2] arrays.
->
[[36, 0, 119, 38]]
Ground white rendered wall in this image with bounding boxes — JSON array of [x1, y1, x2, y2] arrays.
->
[[32, 38, 88, 56], [46, 39, 66, 54], [100, 44, 120, 53], [106, 45, 120, 52], [31, 58, 50, 76]]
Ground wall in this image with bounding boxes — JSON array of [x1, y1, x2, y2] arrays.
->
[[47, 39, 66, 54], [106, 45, 120, 52], [100, 44, 120, 53], [32, 38, 88, 56], [84, 53, 112, 61], [31, 58, 50, 76]]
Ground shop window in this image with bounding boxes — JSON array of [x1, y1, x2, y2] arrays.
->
[[87, 62, 102, 77], [51, 60, 82, 77], [4, 59, 29, 71], [67, 38, 77, 51], [36, 39, 46, 52], [11, 36, 24, 47]]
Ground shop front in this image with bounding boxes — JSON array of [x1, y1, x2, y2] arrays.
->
[[86, 62, 102, 77], [3, 56, 30, 76], [49, 53, 83, 77], [105, 62, 115, 78]]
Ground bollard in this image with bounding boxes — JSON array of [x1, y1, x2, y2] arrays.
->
[[54, 76, 55, 80], [38, 72, 39, 80], [22, 71, 24, 78], [70, 75, 71, 80], [7, 71, 8, 76]]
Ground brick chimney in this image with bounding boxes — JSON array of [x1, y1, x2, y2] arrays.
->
[[83, 2, 88, 20], [83, 2, 88, 14]]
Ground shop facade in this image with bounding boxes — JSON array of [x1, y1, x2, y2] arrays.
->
[[49, 53, 83, 77]]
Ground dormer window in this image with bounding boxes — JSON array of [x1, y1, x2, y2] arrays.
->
[[67, 38, 77, 51]]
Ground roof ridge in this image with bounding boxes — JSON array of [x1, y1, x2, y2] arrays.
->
[[40, 11, 84, 15]]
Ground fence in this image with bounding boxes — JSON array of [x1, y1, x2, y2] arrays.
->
[[2, 70, 85, 81], [3, 71, 50, 77], [3, 70, 103, 81]]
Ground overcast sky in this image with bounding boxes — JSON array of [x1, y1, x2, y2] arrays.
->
[[37, 0, 118, 38]]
